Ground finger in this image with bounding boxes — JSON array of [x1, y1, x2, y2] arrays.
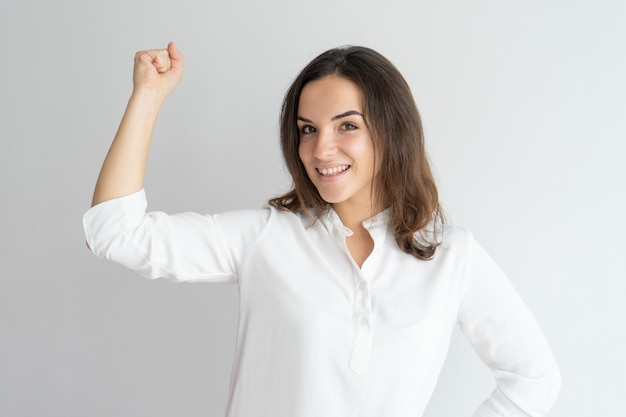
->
[[135, 48, 171, 72], [135, 49, 166, 71], [167, 42, 184, 72], [151, 49, 172, 73]]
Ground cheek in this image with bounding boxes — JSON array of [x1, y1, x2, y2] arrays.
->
[[297, 143, 311, 176], [298, 142, 310, 165], [348, 136, 376, 164], [297, 143, 304, 162]]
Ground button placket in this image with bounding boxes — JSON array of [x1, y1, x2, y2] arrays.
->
[[350, 269, 373, 375], [322, 210, 381, 375]]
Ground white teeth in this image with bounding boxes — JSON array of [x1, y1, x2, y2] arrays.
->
[[319, 165, 350, 176]]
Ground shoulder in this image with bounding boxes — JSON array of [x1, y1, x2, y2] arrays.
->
[[212, 207, 272, 226], [431, 224, 476, 261], [212, 206, 310, 238], [441, 224, 474, 247]]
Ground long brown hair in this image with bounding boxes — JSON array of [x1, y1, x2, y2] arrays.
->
[[269, 46, 444, 260]]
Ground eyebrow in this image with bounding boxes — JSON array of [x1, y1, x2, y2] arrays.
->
[[297, 110, 364, 123]]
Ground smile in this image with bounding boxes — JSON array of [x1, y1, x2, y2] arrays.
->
[[317, 165, 350, 176]]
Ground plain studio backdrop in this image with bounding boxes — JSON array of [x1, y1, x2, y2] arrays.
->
[[1, 0, 624, 416]]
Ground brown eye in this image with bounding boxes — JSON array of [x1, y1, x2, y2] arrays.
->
[[341, 123, 357, 131], [300, 125, 316, 134]]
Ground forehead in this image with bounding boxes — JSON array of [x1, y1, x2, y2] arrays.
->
[[298, 76, 363, 117]]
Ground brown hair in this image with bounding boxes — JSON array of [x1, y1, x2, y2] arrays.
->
[[269, 46, 444, 260]]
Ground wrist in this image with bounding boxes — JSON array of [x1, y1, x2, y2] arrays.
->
[[129, 87, 168, 106]]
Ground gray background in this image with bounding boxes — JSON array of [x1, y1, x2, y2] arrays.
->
[[1, 0, 624, 416]]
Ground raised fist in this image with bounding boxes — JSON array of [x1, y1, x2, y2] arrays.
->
[[132, 42, 184, 98]]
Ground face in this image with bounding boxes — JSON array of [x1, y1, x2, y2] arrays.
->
[[297, 75, 378, 213]]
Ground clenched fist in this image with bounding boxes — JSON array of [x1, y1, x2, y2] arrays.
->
[[132, 42, 184, 99]]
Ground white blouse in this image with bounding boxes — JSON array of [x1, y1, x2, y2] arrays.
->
[[83, 189, 560, 417]]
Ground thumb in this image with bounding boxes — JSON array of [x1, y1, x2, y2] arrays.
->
[[167, 42, 184, 72]]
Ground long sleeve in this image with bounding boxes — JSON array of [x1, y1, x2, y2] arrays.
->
[[82, 189, 269, 283], [457, 236, 561, 416]]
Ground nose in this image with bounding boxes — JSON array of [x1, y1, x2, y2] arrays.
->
[[312, 128, 337, 160]]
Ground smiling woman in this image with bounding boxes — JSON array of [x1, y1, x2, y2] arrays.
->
[[297, 77, 376, 218], [270, 46, 444, 261], [295, 76, 378, 267], [83, 43, 561, 417]]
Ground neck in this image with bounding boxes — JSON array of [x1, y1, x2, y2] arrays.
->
[[332, 201, 380, 269], [332, 200, 379, 232]]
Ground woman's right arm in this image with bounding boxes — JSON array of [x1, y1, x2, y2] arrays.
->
[[85, 43, 271, 283], [91, 42, 184, 207]]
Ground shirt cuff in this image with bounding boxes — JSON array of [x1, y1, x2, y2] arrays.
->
[[82, 189, 147, 257]]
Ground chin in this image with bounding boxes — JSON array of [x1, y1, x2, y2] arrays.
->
[[318, 194, 348, 205]]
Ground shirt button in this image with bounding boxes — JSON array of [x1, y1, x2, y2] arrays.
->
[[358, 316, 369, 327], [358, 282, 368, 292]]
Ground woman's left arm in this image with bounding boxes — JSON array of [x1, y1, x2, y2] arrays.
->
[[457, 236, 561, 417]]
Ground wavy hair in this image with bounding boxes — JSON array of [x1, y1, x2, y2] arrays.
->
[[269, 46, 444, 260]]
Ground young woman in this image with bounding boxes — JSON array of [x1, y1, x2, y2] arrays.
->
[[84, 42, 561, 417]]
